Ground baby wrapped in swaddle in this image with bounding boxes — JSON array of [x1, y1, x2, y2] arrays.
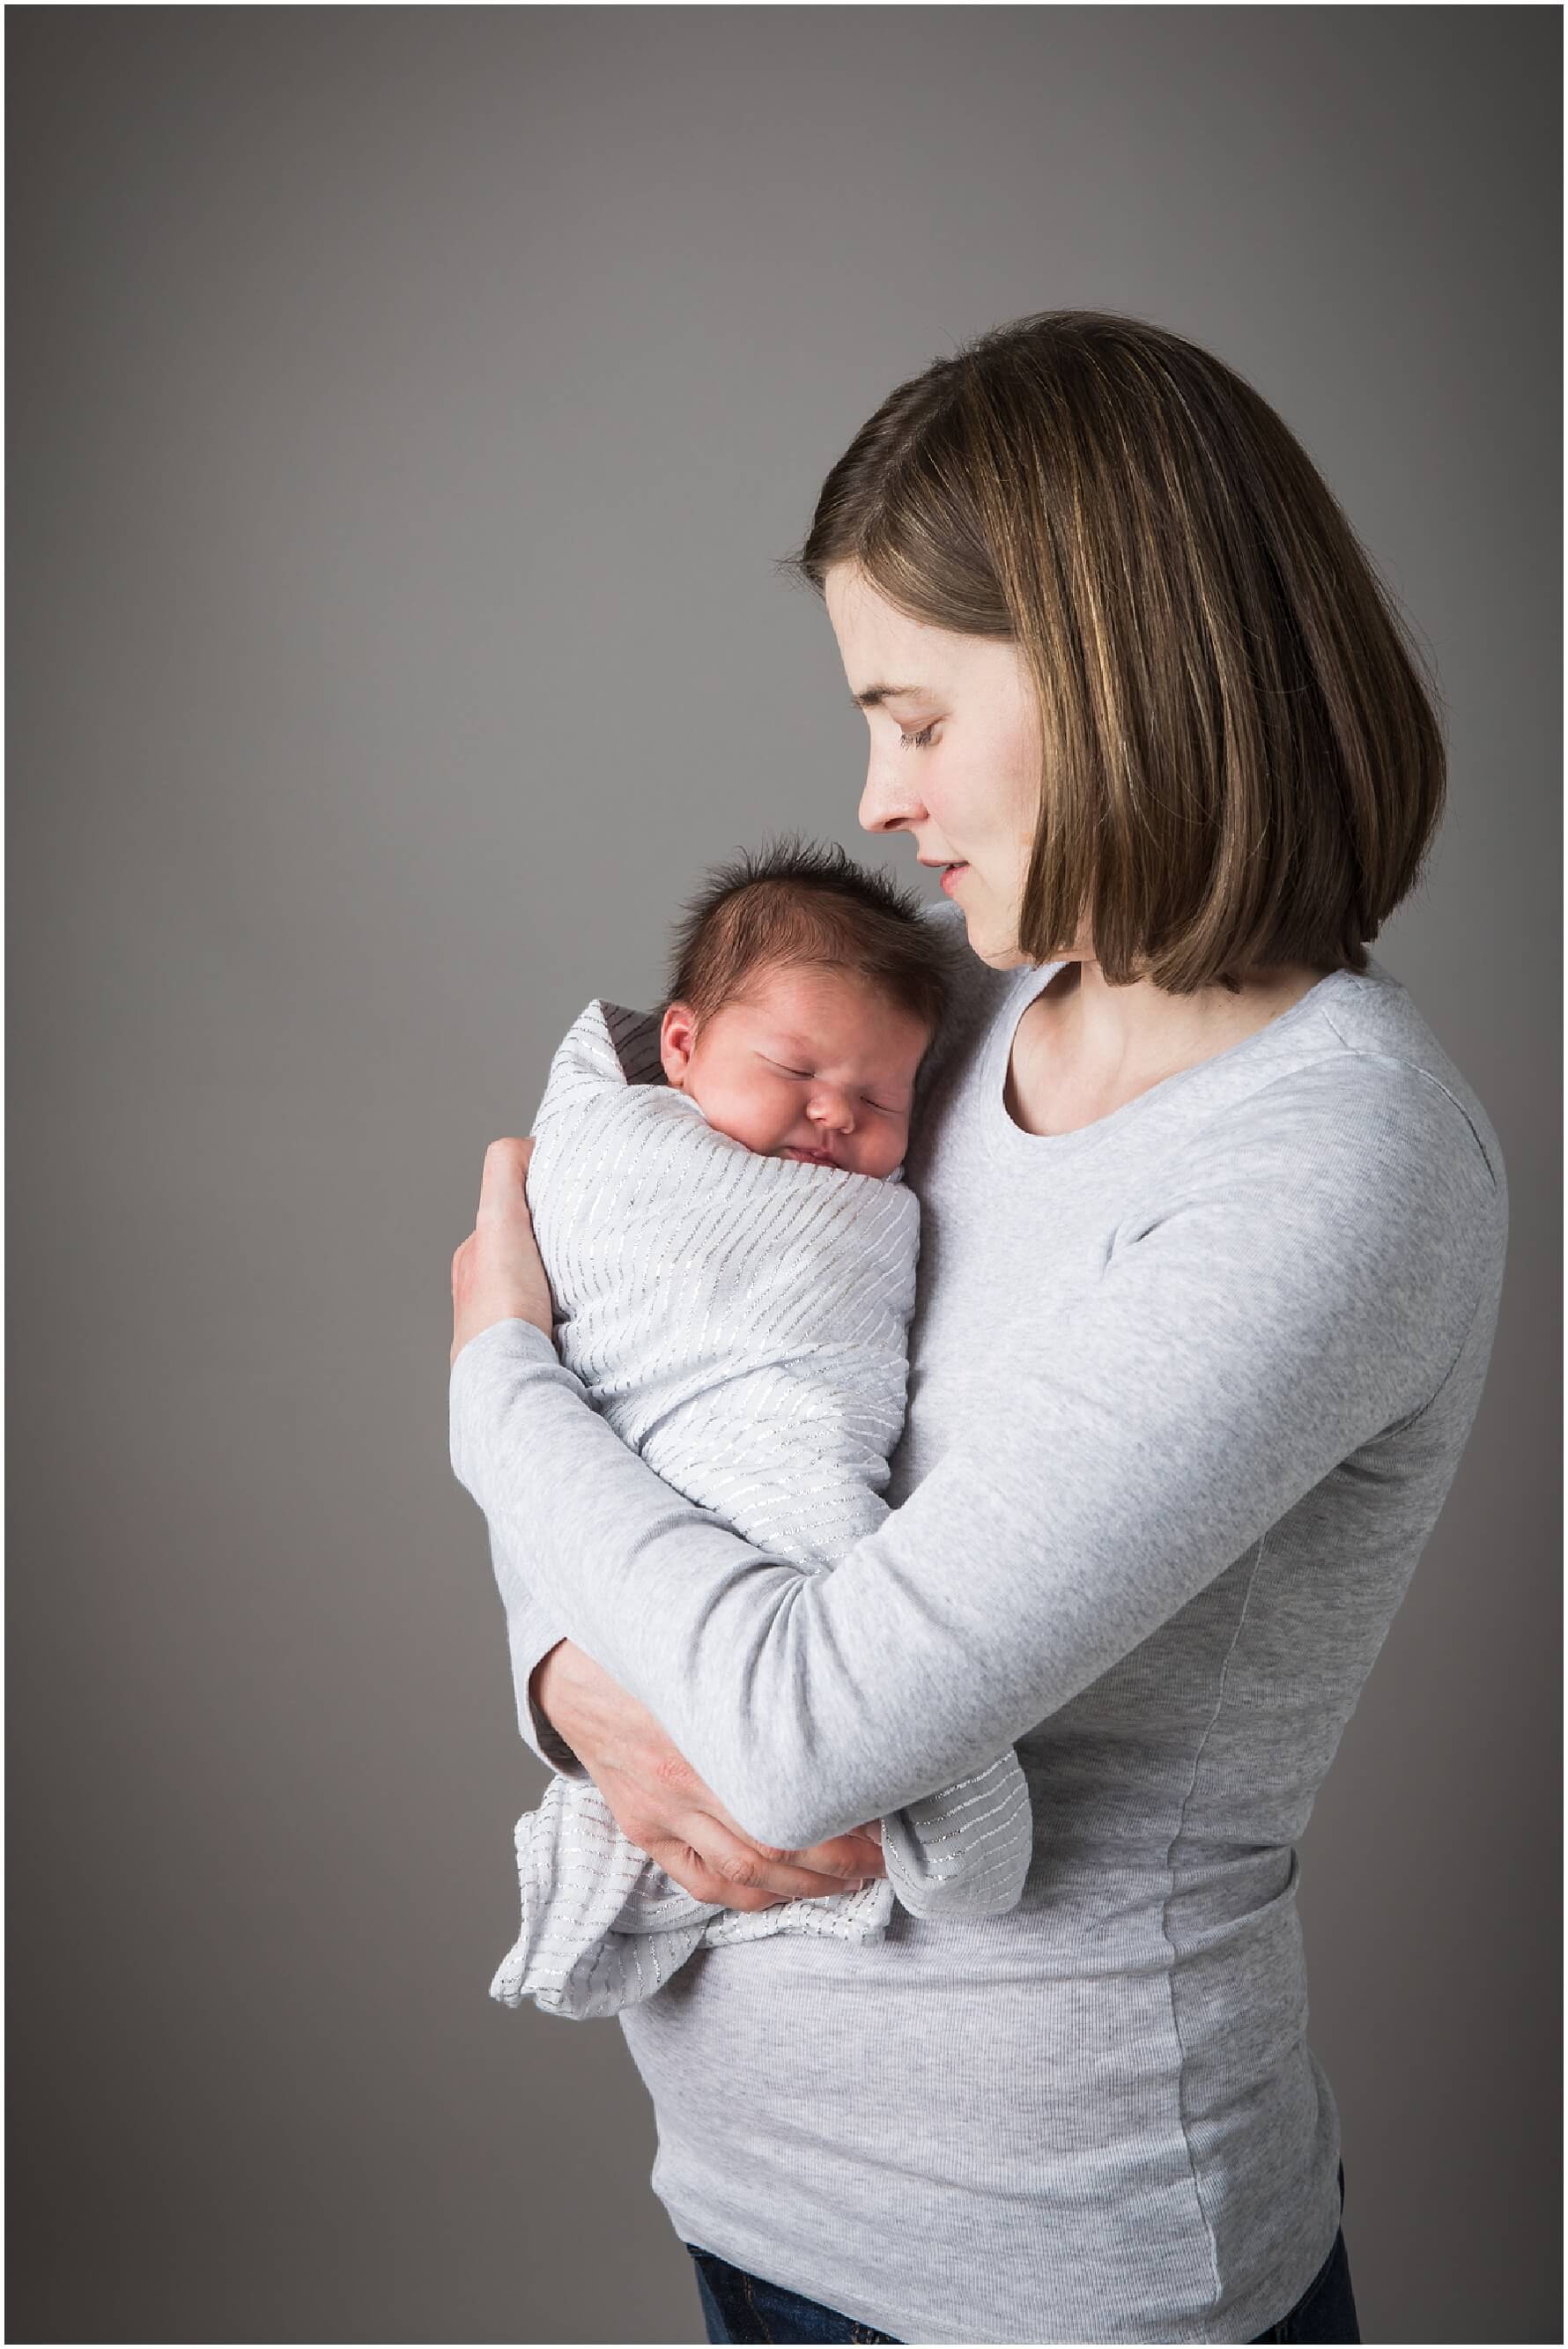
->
[[490, 841, 1033, 2020]]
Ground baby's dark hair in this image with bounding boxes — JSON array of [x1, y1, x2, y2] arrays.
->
[[666, 836, 954, 1041]]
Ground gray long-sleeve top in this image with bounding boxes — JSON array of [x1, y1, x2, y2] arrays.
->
[[451, 914, 1507, 2345]]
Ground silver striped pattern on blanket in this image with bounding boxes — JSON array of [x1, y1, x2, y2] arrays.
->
[[490, 999, 1033, 2019]]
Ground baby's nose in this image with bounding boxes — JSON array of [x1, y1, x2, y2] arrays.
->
[[810, 1094, 854, 1131]]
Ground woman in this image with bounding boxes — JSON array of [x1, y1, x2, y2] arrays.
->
[[449, 312, 1507, 2345]]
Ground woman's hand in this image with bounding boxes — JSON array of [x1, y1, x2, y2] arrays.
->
[[533, 1640, 886, 1910], [451, 1137, 554, 1366]]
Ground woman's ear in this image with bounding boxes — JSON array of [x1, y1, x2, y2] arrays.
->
[[659, 1002, 698, 1089]]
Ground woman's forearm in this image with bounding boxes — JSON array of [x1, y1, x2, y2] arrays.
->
[[452, 1320, 839, 1841], [485, 1511, 581, 1775], [450, 1060, 1498, 1852]]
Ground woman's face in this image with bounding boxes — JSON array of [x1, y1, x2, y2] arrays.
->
[[825, 560, 1051, 970]]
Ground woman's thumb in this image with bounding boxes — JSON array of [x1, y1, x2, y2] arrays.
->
[[477, 1135, 535, 1220]]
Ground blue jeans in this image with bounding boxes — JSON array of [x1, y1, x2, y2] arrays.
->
[[684, 2159, 1358, 2344]]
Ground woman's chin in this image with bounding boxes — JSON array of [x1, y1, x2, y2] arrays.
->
[[950, 884, 1048, 970], [964, 919, 1033, 972]]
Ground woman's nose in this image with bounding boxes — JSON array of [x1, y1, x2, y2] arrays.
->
[[858, 754, 923, 835]]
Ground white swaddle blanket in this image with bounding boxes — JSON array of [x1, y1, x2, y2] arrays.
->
[[489, 998, 1033, 2020]]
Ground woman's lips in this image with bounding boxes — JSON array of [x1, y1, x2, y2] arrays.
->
[[939, 862, 969, 894]]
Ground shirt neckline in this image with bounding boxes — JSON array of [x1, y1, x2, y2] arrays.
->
[[980, 955, 1379, 1163]]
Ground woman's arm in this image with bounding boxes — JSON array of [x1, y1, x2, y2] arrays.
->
[[485, 1515, 581, 1775], [452, 1062, 1502, 1850], [450, 1140, 583, 1776]]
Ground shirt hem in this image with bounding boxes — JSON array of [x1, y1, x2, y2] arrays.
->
[[655, 2174, 1343, 2346]]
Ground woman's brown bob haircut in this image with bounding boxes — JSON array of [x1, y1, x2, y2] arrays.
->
[[780, 309, 1446, 992], [667, 836, 955, 1041]]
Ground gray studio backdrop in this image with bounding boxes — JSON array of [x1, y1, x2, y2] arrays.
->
[[8, 10, 1560, 2345]]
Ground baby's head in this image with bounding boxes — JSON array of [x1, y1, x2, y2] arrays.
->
[[657, 839, 953, 1179]]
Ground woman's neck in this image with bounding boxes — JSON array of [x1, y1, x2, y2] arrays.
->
[[1004, 957, 1335, 1138]]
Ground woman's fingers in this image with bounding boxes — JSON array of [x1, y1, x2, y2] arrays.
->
[[451, 1136, 554, 1360], [687, 1779, 886, 1884], [706, 1819, 887, 1889], [477, 1135, 535, 1225], [595, 1764, 876, 1910], [794, 1826, 886, 1878], [647, 1823, 864, 1912], [691, 1814, 880, 1905], [660, 1763, 889, 1891], [535, 1648, 888, 1912]]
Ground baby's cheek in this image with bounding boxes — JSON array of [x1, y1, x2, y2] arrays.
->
[[714, 1081, 791, 1157]]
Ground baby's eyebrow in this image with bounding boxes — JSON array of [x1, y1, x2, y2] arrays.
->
[[768, 1032, 898, 1067]]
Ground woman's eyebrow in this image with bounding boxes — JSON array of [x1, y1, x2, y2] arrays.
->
[[849, 682, 937, 709]]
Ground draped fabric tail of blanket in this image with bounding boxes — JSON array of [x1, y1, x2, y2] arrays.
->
[[485, 998, 1034, 2020]]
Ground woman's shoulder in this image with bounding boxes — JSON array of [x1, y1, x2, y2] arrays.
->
[[1295, 956, 1505, 1189], [1162, 960, 1508, 1293], [1217, 958, 1504, 1201], [1094, 971, 1509, 1431]]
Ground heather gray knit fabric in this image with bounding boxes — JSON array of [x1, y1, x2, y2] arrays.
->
[[487, 997, 1032, 2020], [453, 909, 1507, 2345]]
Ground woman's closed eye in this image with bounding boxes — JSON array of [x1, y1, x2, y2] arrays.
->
[[899, 722, 937, 750]]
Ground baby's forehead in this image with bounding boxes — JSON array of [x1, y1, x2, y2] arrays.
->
[[731, 961, 931, 1063]]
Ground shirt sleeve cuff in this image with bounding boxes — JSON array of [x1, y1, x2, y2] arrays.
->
[[513, 1620, 586, 1779], [453, 1320, 591, 1782]]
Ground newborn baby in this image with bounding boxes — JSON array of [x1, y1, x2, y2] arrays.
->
[[656, 952, 927, 1179], [488, 840, 1034, 2021]]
